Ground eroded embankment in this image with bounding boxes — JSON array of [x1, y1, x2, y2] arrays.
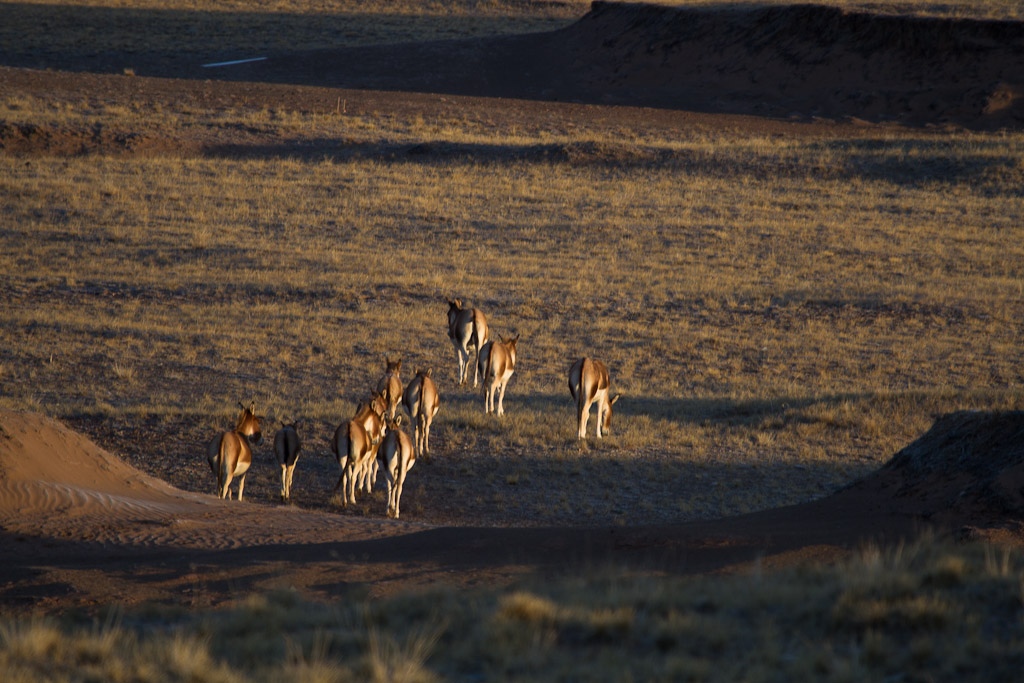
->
[[250, 1, 1024, 128]]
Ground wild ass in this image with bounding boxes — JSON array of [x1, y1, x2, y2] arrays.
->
[[331, 392, 387, 506], [207, 401, 264, 500], [447, 298, 489, 386], [375, 357, 403, 420], [402, 368, 440, 459], [568, 357, 620, 439], [478, 334, 519, 415], [273, 420, 302, 502], [378, 414, 416, 518]]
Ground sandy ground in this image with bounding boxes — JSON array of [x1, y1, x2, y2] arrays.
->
[[2, 2, 1023, 614]]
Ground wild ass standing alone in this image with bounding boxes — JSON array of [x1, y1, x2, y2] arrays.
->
[[402, 367, 440, 459], [568, 357, 620, 439], [376, 357, 403, 420], [447, 298, 489, 387], [207, 401, 264, 500], [378, 414, 416, 518], [331, 392, 387, 506], [478, 334, 520, 415], [273, 420, 302, 502]]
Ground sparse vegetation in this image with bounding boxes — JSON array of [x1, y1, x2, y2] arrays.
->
[[1, 539, 1023, 681]]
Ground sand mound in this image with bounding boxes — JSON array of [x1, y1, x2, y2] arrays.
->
[[247, 1, 1024, 129]]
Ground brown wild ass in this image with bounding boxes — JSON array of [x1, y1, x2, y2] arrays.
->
[[568, 357, 620, 439], [378, 414, 416, 518], [331, 392, 387, 506], [375, 357, 403, 420], [359, 391, 389, 492], [273, 420, 302, 502], [447, 298, 489, 386], [402, 368, 440, 459], [207, 401, 264, 500], [478, 334, 520, 415]]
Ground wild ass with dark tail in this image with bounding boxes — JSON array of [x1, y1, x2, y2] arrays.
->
[[402, 367, 440, 459], [273, 420, 302, 502], [478, 334, 519, 416], [568, 357, 620, 439], [207, 401, 264, 500], [447, 298, 489, 386]]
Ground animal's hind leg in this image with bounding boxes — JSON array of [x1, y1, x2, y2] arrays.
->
[[236, 474, 246, 501], [497, 381, 508, 416], [484, 382, 495, 414], [345, 466, 358, 506], [285, 465, 296, 500], [455, 347, 469, 385], [578, 399, 590, 439]]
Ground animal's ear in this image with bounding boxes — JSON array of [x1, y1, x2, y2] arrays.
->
[[425, 368, 432, 376], [611, 394, 621, 405], [238, 401, 246, 411], [396, 358, 402, 370]]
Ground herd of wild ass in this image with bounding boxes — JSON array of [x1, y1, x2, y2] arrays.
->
[[206, 298, 619, 518]]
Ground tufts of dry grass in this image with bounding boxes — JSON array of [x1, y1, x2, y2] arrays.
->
[[2, 539, 1024, 681]]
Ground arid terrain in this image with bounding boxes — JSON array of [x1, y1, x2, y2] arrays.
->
[[1, 0, 1023, 624]]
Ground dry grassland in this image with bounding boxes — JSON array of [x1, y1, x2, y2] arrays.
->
[[1, 88, 1022, 526]]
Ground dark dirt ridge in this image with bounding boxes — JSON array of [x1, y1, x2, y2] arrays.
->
[[253, 1, 1024, 129]]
